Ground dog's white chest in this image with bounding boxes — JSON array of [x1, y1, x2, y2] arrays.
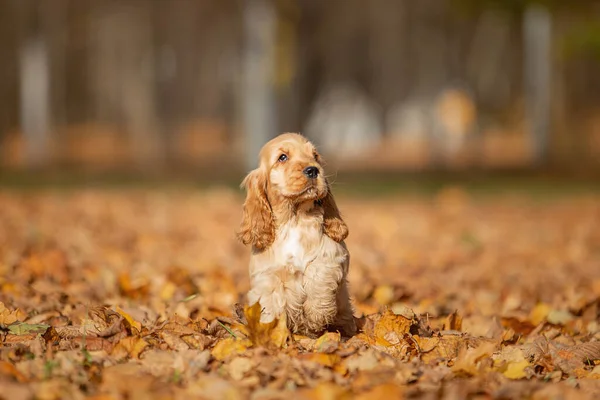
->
[[281, 225, 303, 264]]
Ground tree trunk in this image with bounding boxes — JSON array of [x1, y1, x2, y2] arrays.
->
[[242, 0, 276, 171], [18, 0, 51, 169], [523, 5, 552, 166]]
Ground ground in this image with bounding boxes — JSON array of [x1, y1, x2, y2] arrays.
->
[[0, 181, 599, 399]]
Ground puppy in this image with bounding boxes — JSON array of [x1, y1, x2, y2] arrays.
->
[[238, 133, 356, 337]]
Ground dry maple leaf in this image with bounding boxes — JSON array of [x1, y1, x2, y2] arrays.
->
[[314, 331, 341, 354], [211, 337, 252, 361], [415, 334, 466, 364], [451, 341, 498, 376], [0, 302, 27, 325], [244, 302, 290, 348], [367, 309, 415, 346], [112, 336, 148, 360], [494, 346, 534, 379]]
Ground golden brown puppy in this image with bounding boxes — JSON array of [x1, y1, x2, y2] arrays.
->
[[238, 133, 356, 337]]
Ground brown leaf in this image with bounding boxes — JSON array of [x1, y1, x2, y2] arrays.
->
[[160, 331, 190, 352], [415, 334, 465, 364], [180, 333, 213, 350], [445, 310, 463, 331], [63, 336, 114, 352]]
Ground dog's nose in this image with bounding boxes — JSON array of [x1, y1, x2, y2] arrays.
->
[[303, 166, 319, 179]]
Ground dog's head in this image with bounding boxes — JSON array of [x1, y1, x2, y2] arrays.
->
[[238, 133, 348, 250]]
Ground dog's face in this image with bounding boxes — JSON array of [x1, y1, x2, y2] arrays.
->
[[238, 133, 347, 251], [260, 133, 328, 203]]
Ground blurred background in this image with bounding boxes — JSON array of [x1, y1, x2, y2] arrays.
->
[[1, 0, 600, 183]]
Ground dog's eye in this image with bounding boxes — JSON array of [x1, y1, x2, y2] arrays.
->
[[278, 154, 288, 162]]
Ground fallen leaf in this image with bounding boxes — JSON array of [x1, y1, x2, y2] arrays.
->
[[373, 309, 414, 346], [112, 336, 148, 359], [211, 338, 251, 361], [494, 347, 532, 379], [415, 334, 465, 363], [547, 310, 575, 325], [452, 341, 497, 376], [115, 306, 142, 334], [297, 382, 351, 400], [343, 349, 380, 373], [227, 357, 254, 381], [529, 303, 552, 325], [0, 303, 27, 325], [355, 383, 405, 400], [445, 310, 463, 331], [589, 365, 600, 379], [0, 361, 28, 383], [503, 358, 531, 379], [299, 353, 341, 368], [373, 285, 395, 306], [7, 322, 50, 335], [244, 302, 290, 348], [160, 331, 190, 352], [314, 331, 341, 353]]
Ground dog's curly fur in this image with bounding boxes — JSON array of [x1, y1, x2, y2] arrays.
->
[[238, 133, 356, 337]]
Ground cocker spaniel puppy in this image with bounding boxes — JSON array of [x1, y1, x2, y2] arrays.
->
[[238, 133, 356, 337]]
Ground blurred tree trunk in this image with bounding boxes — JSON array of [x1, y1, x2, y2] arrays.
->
[[90, 3, 163, 170], [410, 0, 448, 97], [523, 4, 552, 166], [368, 0, 409, 118], [0, 0, 19, 145], [153, 0, 197, 164], [17, 0, 51, 169], [274, 0, 300, 133], [242, 0, 276, 171]]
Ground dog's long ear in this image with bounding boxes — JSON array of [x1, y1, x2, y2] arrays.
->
[[322, 180, 348, 242], [238, 168, 275, 250]]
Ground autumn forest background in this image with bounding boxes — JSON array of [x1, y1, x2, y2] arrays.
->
[[1, 1, 600, 399]]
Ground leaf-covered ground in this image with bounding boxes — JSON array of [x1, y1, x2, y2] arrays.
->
[[1, 187, 600, 399]]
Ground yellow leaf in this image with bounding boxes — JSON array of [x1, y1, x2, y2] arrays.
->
[[314, 331, 341, 353], [211, 338, 251, 361], [299, 353, 341, 368], [373, 310, 413, 346], [244, 302, 289, 348], [0, 302, 27, 325], [112, 336, 148, 359], [159, 281, 177, 301], [373, 285, 395, 306], [494, 347, 531, 379], [297, 382, 351, 400], [355, 383, 405, 400], [452, 341, 497, 376], [414, 335, 464, 364], [115, 307, 142, 334], [589, 365, 600, 379], [503, 359, 531, 379], [529, 303, 551, 326], [227, 357, 254, 381]]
